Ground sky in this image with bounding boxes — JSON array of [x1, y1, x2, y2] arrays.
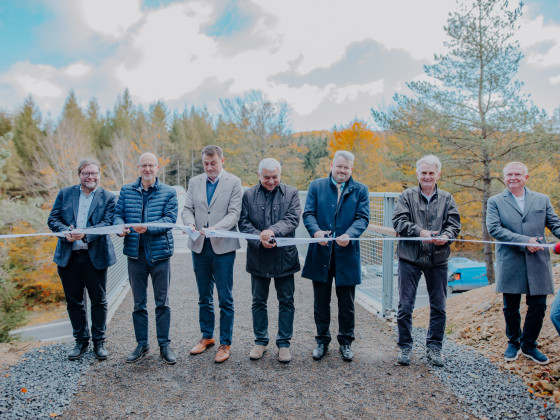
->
[[0, 0, 559, 132]]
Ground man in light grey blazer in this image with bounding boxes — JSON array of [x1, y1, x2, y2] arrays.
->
[[487, 161, 560, 365], [182, 145, 243, 363]]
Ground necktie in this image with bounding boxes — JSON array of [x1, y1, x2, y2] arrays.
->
[[336, 183, 342, 203]]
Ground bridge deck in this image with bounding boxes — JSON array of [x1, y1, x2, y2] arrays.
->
[[62, 252, 467, 419]]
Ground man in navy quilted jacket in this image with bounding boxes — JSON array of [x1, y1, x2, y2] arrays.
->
[[114, 152, 178, 365]]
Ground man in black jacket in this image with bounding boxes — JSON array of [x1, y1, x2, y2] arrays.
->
[[238, 158, 301, 363], [392, 154, 461, 367]]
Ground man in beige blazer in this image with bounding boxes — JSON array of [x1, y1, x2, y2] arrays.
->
[[182, 145, 243, 363]]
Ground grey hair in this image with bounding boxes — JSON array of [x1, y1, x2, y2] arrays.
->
[[201, 145, 223, 159], [416, 155, 441, 173], [258, 158, 281, 175], [77, 157, 100, 175], [333, 150, 354, 164], [503, 161, 528, 176]]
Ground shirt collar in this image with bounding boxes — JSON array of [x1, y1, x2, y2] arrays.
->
[[330, 174, 346, 189], [79, 185, 98, 197], [206, 170, 223, 185], [419, 184, 438, 202]]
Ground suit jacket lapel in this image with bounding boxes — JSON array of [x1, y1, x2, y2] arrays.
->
[[502, 190, 522, 216], [72, 186, 80, 223], [208, 172, 227, 208], [87, 189, 102, 225], [523, 188, 535, 218]]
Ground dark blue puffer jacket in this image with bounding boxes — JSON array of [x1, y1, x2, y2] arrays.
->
[[114, 177, 178, 262]]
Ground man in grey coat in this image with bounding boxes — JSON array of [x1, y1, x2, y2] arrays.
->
[[487, 161, 560, 365], [238, 158, 301, 363]]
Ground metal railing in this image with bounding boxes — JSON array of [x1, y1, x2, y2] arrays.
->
[[295, 191, 400, 318]]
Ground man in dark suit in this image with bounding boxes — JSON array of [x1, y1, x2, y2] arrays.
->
[[487, 161, 560, 365], [302, 150, 370, 362], [48, 157, 117, 361]]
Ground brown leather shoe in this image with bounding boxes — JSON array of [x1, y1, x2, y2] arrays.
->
[[190, 338, 215, 355], [214, 344, 231, 363]]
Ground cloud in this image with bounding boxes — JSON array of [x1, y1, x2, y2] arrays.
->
[[519, 14, 560, 68], [1, 0, 560, 130], [78, 0, 143, 38]]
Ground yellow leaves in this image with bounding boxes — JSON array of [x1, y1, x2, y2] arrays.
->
[[21, 387, 27, 393]]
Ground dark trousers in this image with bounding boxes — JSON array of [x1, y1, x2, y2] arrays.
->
[[503, 293, 547, 350], [192, 240, 236, 346], [58, 251, 108, 344], [397, 260, 447, 350], [251, 274, 295, 348], [313, 252, 355, 346], [128, 251, 171, 347]]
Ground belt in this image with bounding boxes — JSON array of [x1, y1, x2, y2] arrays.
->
[[72, 249, 88, 254]]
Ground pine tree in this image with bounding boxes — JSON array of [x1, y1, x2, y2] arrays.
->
[[372, 0, 548, 283]]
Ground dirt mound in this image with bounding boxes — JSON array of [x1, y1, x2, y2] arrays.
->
[[414, 267, 560, 406]]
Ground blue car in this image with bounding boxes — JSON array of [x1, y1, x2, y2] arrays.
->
[[447, 261, 488, 294]]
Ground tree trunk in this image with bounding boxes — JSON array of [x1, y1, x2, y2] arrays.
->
[[482, 160, 495, 284]]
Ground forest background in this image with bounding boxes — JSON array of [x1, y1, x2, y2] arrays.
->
[[1, 0, 560, 340]]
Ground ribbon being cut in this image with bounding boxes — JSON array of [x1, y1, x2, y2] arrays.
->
[[0, 222, 557, 249]]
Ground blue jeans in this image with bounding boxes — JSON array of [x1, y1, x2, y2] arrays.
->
[[397, 260, 447, 350], [503, 293, 547, 350], [551, 289, 560, 336], [251, 274, 295, 348], [128, 252, 171, 347], [192, 240, 236, 346]]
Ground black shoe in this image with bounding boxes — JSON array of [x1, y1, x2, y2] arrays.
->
[[126, 344, 150, 363], [93, 342, 109, 361], [339, 344, 354, 362], [68, 341, 89, 361], [160, 346, 177, 365], [312, 344, 328, 360]]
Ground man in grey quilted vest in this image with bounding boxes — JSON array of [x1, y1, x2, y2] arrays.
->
[[114, 152, 178, 365]]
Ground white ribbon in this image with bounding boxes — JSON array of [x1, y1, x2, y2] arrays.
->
[[0, 223, 555, 249]]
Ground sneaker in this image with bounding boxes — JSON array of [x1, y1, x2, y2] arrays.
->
[[278, 347, 291, 363], [397, 347, 411, 366], [249, 345, 267, 360], [522, 347, 549, 365], [504, 344, 520, 361], [426, 347, 444, 367]]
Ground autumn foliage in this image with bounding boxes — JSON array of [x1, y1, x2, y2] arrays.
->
[[4, 222, 62, 304]]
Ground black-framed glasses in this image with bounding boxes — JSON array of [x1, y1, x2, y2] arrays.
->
[[81, 171, 100, 178]]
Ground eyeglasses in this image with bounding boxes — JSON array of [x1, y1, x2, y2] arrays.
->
[[81, 172, 100, 178], [140, 164, 157, 169]]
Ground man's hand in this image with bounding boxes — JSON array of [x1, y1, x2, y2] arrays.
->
[[527, 237, 544, 253], [260, 229, 276, 248], [118, 226, 131, 237], [314, 230, 331, 246], [336, 233, 350, 247], [65, 232, 85, 242], [133, 224, 147, 234], [420, 230, 447, 244], [201, 225, 215, 237], [432, 234, 449, 246]]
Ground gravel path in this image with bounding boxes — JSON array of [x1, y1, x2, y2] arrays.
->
[[2, 252, 556, 419]]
